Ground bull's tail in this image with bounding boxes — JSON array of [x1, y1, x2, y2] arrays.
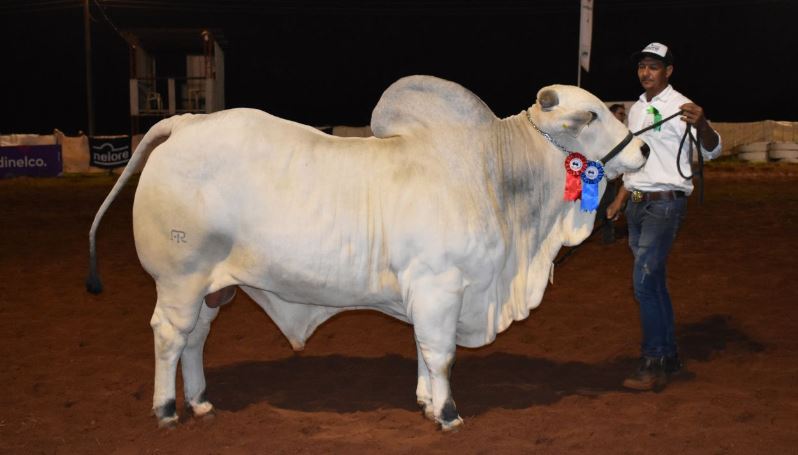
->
[[86, 116, 180, 294]]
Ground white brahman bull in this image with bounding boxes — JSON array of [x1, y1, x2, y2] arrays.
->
[[87, 75, 648, 431]]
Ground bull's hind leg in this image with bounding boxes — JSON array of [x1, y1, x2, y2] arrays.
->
[[181, 298, 222, 419], [415, 342, 434, 420], [150, 282, 207, 428], [406, 267, 465, 431]]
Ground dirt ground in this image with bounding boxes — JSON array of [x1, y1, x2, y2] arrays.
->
[[1, 163, 797, 454]]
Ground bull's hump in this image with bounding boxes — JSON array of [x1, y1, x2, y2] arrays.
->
[[370, 75, 496, 138]]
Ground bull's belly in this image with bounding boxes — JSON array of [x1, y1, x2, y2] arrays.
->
[[255, 276, 405, 317], [229, 250, 407, 319]]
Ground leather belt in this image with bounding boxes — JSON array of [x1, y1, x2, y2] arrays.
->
[[630, 190, 686, 203]]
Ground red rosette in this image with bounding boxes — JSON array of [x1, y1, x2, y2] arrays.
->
[[563, 152, 586, 201], [565, 152, 587, 177]]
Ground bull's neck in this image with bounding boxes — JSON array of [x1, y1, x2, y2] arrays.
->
[[492, 113, 563, 207]]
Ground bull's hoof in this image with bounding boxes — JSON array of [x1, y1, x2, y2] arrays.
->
[[187, 401, 216, 420], [154, 400, 178, 429], [417, 400, 435, 421], [437, 400, 463, 432], [157, 415, 179, 429], [439, 416, 464, 432]]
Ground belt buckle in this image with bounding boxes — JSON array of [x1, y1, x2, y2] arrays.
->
[[631, 190, 643, 203]]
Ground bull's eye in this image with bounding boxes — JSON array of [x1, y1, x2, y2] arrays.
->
[[588, 111, 598, 125]]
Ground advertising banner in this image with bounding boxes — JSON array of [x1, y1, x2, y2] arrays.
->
[[0, 145, 62, 178], [579, 0, 593, 72], [89, 135, 131, 169]]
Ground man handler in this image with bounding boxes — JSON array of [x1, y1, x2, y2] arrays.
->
[[607, 42, 722, 390]]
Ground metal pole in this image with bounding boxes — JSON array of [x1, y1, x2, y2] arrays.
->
[[84, 0, 95, 136]]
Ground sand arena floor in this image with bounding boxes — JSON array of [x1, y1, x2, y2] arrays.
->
[[1, 164, 796, 454]]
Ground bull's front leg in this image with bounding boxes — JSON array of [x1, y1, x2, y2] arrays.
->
[[407, 268, 464, 431]]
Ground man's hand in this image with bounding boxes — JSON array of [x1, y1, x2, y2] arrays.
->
[[679, 102, 708, 131], [680, 102, 719, 150], [606, 198, 623, 221], [606, 186, 629, 221]]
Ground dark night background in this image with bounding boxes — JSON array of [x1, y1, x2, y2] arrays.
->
[[1, 0, 796, 136]]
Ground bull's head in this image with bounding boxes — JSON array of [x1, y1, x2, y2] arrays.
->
[[530, 85, 648, 179]]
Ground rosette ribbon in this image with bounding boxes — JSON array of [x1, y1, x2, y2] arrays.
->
[[580, 160, 605, 212], [564, 152, 587, 201], [646, 106, 663, 132]]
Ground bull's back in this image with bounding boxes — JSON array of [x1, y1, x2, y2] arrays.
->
[[131, 109, 450, 309]]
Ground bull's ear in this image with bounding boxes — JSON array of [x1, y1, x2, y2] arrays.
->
[[559, 110, 595, 137], [538, 89, 559, 111]]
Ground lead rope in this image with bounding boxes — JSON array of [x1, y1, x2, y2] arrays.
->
[[633, 109, 705, 203], [554, 110, 706, 268], [632, 110, 682, 136], [676, 124, 705, 203]]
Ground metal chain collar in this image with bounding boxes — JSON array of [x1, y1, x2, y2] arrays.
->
[[525, 109, 569, 154], [526, 109, 634, 166]]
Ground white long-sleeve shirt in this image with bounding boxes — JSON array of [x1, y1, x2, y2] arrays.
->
[[623, 85, 722, 195]]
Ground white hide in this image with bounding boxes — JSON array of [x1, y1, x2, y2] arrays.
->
[[95, 75, 646, 348], [88, 75, 647, 426]]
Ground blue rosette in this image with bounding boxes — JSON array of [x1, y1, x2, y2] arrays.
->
[[579, 160, 604, 212]]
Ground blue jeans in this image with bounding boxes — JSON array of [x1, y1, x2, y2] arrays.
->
[[625, 197, 687, 358]]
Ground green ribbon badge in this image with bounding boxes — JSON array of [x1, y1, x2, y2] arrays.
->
[[646, 106, 662, 132]]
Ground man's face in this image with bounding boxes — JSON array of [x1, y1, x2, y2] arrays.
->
[[613, 108, 627, 123], [637, 56, 672, 94]]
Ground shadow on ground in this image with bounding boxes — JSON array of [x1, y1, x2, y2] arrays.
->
[[206, 314, 764, 416]]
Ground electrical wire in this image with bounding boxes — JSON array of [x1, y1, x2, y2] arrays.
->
[[93, 0, 127, 41]]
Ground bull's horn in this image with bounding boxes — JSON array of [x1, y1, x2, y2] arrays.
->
[[538, 89, 559, 110]]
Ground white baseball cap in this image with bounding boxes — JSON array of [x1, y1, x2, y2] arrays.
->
[[632, 42, 674, 65]]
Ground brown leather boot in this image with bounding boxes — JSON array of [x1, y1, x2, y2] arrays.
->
[[623, 356, 668, 391]]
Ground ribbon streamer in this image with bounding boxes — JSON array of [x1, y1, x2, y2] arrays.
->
[[647, 106, 663, 132], [564, 152, 586, 201], [580, 160, 604, 212]]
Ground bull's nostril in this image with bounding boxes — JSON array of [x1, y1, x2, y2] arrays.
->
[[640, 143, 650, 158]]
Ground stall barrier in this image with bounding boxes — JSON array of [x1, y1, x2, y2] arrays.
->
[[2, 120, 796, 176]]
